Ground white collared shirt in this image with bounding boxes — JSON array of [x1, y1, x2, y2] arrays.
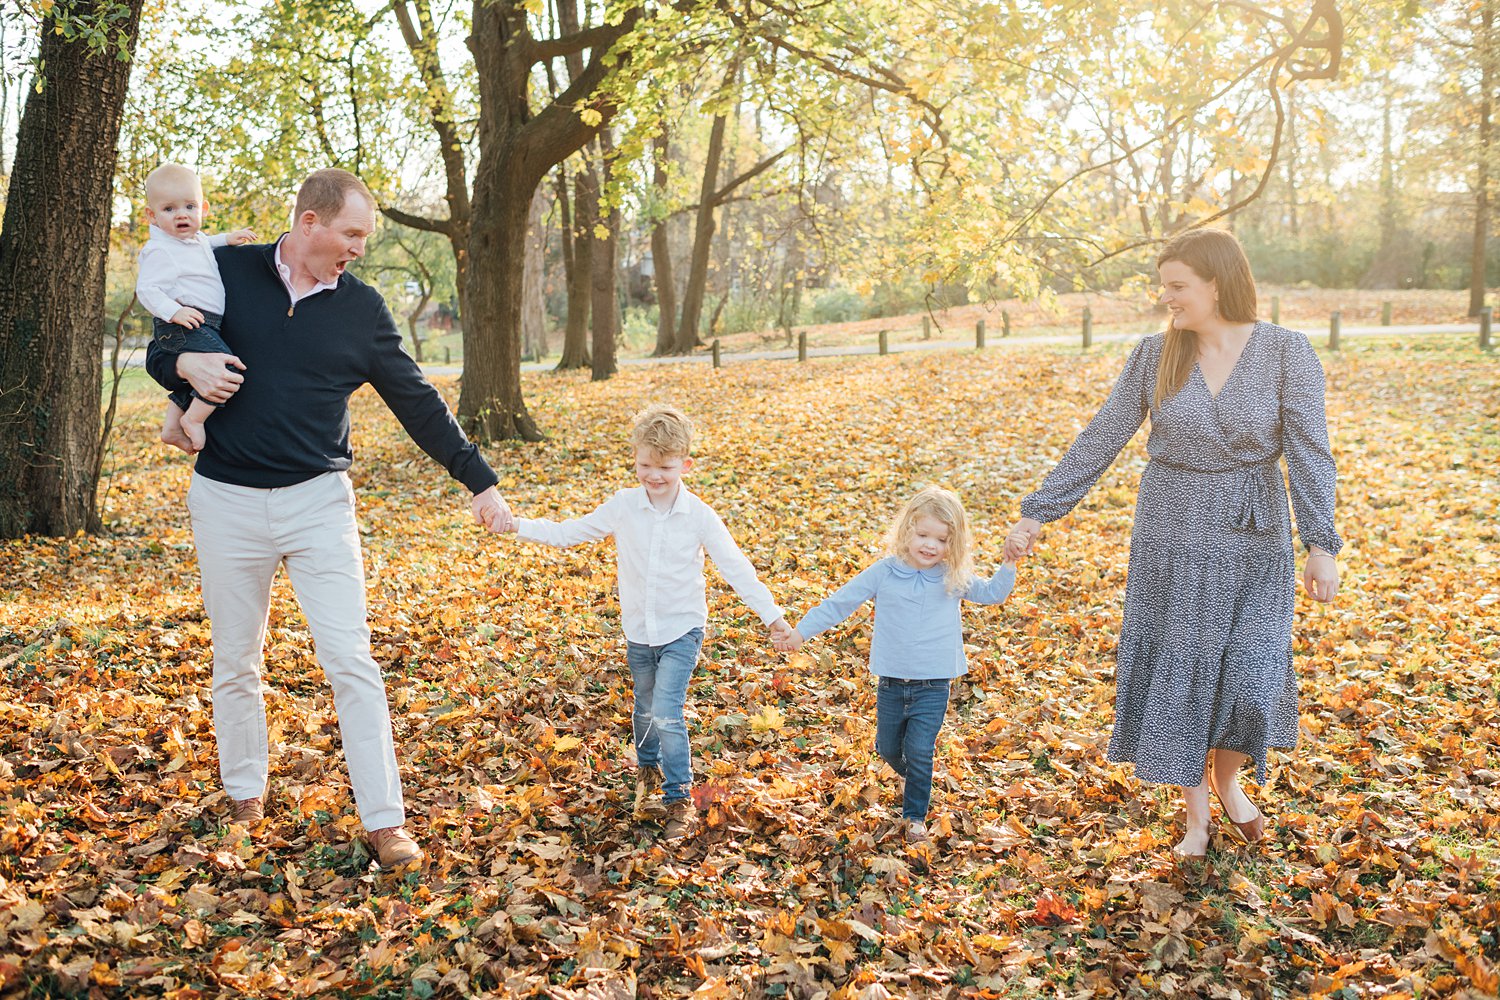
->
[[516, 485, 783, 646], [136, 225, 229, 322], [273, 236, 339, 305]]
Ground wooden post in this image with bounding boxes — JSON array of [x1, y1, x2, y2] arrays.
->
[[1329, 311, 1340, 350], [444, 346, 451, 365], [798, 330, 808, 362], [1271, 296, 1280, 325], [712, 338, 721, 368], [878, 329, 889, 355], [976, 319, 986, 349], [1381, 301, 1392, 326], [922, 315, 931, 340], [1082, 307, 1092, 350], [1002, 310, 1011, 338], [1481, 306, 1493, 351]]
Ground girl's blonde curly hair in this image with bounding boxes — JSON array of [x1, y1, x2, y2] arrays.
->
[[884, 486, 975, 594]]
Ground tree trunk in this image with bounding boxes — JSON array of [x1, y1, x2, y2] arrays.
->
[[651, 131, 678, 356], [460, 0, 636, 440], [1470, 0, 1496, 317], [0, 0, 145, 538], [590, 133, 619, 380], [675, 109, 728, 353], [522, 183, 548, 359], [1285, 90, 1300, 237], [406, 292, 430, 362], [556, 162, 596, 369]]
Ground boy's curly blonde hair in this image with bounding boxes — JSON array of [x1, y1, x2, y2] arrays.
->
[[630, 403, 693, 458], [884, 486, 975, 594]]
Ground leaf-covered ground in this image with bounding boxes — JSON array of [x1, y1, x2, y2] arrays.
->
[[2, 335, 1497, 999]]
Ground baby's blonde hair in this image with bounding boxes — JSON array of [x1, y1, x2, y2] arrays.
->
[[145, 163, 203, 203], [630, 403, 693, 458], [884, 486, 975, 594]]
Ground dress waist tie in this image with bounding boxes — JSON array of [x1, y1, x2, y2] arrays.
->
[[1151, 455, 1282, 535]]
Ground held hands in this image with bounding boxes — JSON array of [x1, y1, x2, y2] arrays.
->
[[169, 306, 207, 330], [224, 228, 259, 246], [770, 620, 803, 653], [1303, 549, 1339, 603], [471, 486, 515, 533], [1004, 517, 1042, 562]]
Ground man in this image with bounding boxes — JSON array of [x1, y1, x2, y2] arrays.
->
[[147, 168, 511, 867]]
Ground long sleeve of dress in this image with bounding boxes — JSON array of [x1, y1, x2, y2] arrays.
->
[[1280, 333, 1342, 554], [1020, 337, 1156, 523], [796, 561, 886, 641]]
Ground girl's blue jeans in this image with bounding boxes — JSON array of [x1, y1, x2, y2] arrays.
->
[[625, 627, 704, 803], [875, 676, 951, 820]]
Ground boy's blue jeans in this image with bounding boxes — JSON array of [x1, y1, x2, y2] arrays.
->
[[626, 627, 704, 803], [875, 676, 952, 821]]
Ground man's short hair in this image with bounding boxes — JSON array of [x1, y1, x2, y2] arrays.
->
[[295, 168, 374, 223], [630, 404, 693, 458]]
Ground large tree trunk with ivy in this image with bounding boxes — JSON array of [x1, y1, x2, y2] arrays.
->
[[0, 0, 145, 538], [460, 0, 636, 440]]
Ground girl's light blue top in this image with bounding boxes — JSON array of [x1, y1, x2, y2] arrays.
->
[[795, 557, 1016, 679]]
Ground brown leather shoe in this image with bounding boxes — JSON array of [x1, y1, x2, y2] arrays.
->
[[367, 826, 424, 867], [229, 796, 265, 824], [633, 766, 665, 819], [663, 799, 698, 841]]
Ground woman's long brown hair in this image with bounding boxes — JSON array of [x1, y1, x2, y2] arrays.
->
[[1154, 229, 1259, 407]]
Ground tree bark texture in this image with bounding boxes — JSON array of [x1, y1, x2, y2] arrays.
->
[[0, 0, 145, 538]]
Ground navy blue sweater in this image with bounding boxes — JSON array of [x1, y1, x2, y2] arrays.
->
[[146, 241, 497, 494]]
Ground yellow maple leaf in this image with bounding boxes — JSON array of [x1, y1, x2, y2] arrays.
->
[[749, 704, 785, 733]]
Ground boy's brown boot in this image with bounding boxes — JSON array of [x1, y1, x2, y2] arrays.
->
[[230, 796, 265, 824], [663, 799, 698, 841], [367, 826, 424, 868], [633, 766, 665, 819]]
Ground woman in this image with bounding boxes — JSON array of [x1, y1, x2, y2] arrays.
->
[[1004, 229, 1340, 860]]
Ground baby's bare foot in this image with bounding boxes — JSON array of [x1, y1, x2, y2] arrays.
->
[[180, 417, 206, 453], [161, 419, 195, 454]]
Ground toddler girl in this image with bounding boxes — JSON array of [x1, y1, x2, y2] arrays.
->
[[777, 486, 1016, 843]]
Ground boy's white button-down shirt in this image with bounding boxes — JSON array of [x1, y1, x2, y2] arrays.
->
[[516, 485, 782, 646], [136, 225, 230, 322]]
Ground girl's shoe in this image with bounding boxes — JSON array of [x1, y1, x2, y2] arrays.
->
[[904, 820, 931, 845]]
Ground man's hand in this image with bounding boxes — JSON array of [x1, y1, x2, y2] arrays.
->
[[224, 228, 259, 246], [169, 306, 206, 330], [176, 352, 246, 403], [471, 486, 514, 533]]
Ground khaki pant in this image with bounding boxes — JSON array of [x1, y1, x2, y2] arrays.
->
[[187, 471, 404, 830]]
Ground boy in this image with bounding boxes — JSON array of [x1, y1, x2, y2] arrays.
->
[[499, 404, 793, 840], [136, 162, 257, 453]]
